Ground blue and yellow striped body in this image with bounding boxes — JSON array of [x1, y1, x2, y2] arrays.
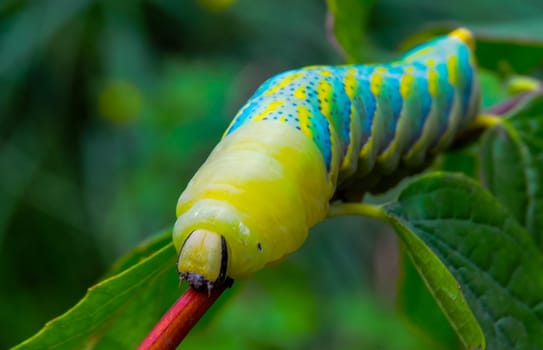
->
[[173, 28, 481, 290], [226, 27, 479, 200]]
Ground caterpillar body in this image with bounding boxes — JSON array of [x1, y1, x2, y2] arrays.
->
[[173, 28, 481, 292]]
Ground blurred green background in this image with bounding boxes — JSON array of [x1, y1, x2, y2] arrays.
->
[[1, 0, 543, 349]]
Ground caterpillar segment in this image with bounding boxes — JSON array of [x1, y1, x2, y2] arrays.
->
[[173, 28, 481, 292]]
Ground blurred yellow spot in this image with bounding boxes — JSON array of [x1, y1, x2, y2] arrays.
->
[[265, 73, 302, 96], [317, 80, 332, 117], [404, 47, 433, 60], [426, 59, 439, 96], [370, 68, 385, 95], [318, 70, 332, 77], [344, 69, 357, 98], [428, 68, 439, 97], [508, 76, 541, 94], [447, 55, 459, 85], [293, 86, 306, 100], [98, 80, 143, 125], [197, 0, 237, 12], [449, 28, 475, 50], [253, 101, 283, 121], [297, 105, 312, 137], [400, 73, 415, 98]]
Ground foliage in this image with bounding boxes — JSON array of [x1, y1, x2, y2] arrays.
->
[[3, 0, 543, 349], [385, 173, 543, 349]]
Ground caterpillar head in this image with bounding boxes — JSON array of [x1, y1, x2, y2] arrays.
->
[[177, 229, 231, 293]]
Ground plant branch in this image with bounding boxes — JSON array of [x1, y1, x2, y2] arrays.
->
[[137, 280, 232, 350], [451, 91, 539, 149], [328, 202, 386, 221], [485, 91, 536, 116]]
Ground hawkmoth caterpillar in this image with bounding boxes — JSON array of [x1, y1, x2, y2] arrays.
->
[[173, 28, 480, 292]]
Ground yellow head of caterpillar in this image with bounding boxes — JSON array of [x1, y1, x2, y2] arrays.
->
[[173, 122, 332, 292], [177, 229, 230, 292]]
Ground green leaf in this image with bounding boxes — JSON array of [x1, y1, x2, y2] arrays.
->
[[470, 19, 543, 74], [478, 70, 509, 110], [480, 126, 526, 229], [397, 252, 460, 349], [435, 146, 479, 180], [13, 236, 179, 350], [480, 93, 543, 249], [384, 173, 543, 349], [326, 0, 375, 62]]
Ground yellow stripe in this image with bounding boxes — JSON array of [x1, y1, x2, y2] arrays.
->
[[370, 67, 386, 95], [297, 105, 313, 137], [447, 55, 458, 86], [317, 80, 333, 118], [253, 101, 284, 121], [264, 73, 302, 96], [400, 72, 415, 98], [319, 70, 332, 77], [340, 69, 359, 172], [426, 59, 439, 96], [403, 46, 433, 61], [448, 28, 474, 50], [344, 69, 357, 99], [360, 68, 387, 160], [293, 86, 307, 100]]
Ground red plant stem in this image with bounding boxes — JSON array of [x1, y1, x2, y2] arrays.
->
[[486, 91, 534, 116], [138, 283, 230, 350], [451, 91, 538, 149]]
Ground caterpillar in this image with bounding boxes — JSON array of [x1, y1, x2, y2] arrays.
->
[[173, 28, 481, 292]]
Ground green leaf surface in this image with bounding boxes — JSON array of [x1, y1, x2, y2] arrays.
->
[[480, 93, 543, 249], [397, 252, 460, 349], [470, 19, 543, 74], [326, 0, 375, 62], [436, 146, 478, 180], [384, 173, 543, 349], [13, 237, 179, 350], [478, 70, 509, 110]]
